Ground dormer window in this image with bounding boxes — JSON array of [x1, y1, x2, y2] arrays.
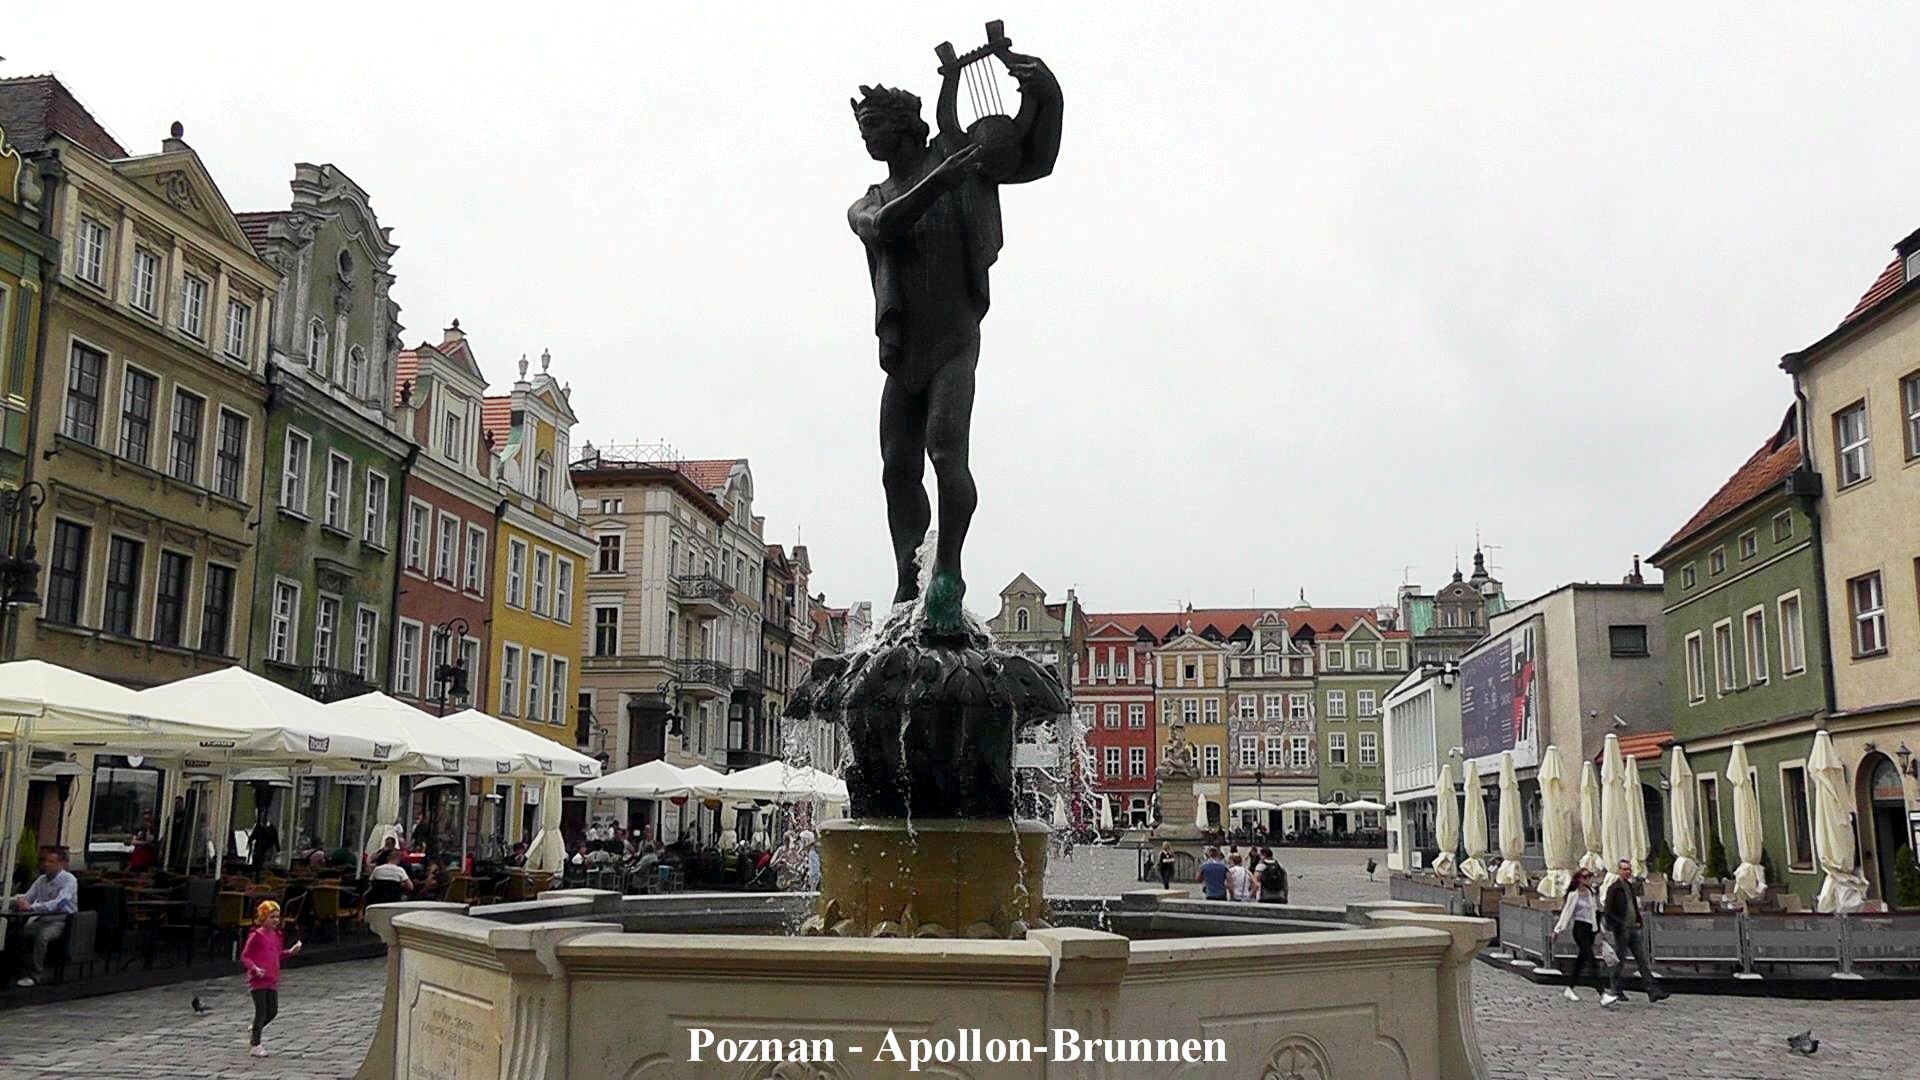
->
[[308, 320, 330, 375], [1906, 248, 1920, 284], [443, 411, 465, 463], [535, 461, 553, 504]]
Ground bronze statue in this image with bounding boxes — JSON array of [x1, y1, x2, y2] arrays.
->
[[849, 20, 1062, 637]]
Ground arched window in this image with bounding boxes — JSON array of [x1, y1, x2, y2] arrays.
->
[[308, 320, 330, 374], [346, 346, 366, 398], [1016, 608, 1030, 631]]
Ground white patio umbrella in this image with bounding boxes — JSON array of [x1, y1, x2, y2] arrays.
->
[[1458, 759, 1491, 885], [323, 693, 553, 777], [1431, 761, 1459, 878], [1578, 760, 1605, 873], [1496, 751, 1529, 887], [440, 709, 601, 780], [1726, 742, 1767, 903], [577, 759, 700, 798], [1809, 730, 1868, 914], [1625, 754, 1650, 879], [525, 777, 567, 873], [1600, 734, 1633, 876], [1277, 799, 1327, 810], [1051, 794, 1070, 829], [1339, 799, 1387, 812], [1668, 746, 1703, 888], [363, 772, 404, 862], [689, 760, 848, 803], [1228, 798, 1280, 812], [1193, 793, 1207, 830], [138, 667, 409, 765], [1537, 744, 1576, 898], [1097, 793, 1114, 831]]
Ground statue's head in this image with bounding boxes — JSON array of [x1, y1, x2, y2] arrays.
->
[[852, 84, 928, 161]]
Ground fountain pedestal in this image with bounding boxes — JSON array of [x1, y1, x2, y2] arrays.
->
[[808, 818, 1049, 938]]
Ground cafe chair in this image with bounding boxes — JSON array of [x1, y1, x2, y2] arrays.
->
[[211, 892, 247, 959], [51, 911, 98, 983]]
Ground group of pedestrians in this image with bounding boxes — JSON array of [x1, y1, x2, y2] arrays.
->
[[1552, 858, 1670, 1006], [1184, 844, 1288, 904]]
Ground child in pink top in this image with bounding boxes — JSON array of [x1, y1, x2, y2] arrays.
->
[[240, 900, 302, 1057]]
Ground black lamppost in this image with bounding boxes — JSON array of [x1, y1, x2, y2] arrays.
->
[[1252, 768, 1267, 840], [0, 482, 47, 659], [431, 617, 471, 716]]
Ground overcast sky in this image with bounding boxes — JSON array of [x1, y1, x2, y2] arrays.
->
[[12, 4, 1918, 616]]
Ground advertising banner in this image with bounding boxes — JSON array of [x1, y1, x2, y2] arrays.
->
[[1460, 621, 1538, 770]]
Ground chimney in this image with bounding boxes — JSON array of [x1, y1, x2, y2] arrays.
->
[[442, 318, 465, 347], [1623, 555, 1645, 586]]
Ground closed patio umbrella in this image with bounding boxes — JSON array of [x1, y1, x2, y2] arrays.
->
[[1667, 746, 1702, 888], [1809, 730, 1868, 914], [1098, 793, 1114, 831], [525, 777, 567, 873], [1051, 794, 1070, 829], [1578, 760, 1605, 873], [1726, 742, 1767, 902], [1458, 759, 1491, 885], [1600, 734, 1634, 877], [1496, 751, 1528, 887], [1193, 793, 1207, 830], [1625, 754, 1650, 879], [1537, 745, 1576, 898], [1431, 761, 1459, 878]]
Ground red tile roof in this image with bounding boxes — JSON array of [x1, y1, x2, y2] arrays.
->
[[1841, 256, 1905, 325], [1606, 731, 1673, 763], [0, 75, 127, 161], [392, 350, 423, 407], [641, 458, 740, 493], [481, 396, 512, 444], [234, 211, 282, 257], [1656, 409, 1798, 558], [1087, 607, 1408, 641]]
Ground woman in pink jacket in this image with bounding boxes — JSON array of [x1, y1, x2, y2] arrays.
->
[[240, 900, 302, 1058]]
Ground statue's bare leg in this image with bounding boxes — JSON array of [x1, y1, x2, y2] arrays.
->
[[879, 375, 931, 604], [923, 344, 979, 627]]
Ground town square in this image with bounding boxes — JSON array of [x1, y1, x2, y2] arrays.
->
[[1, 5, 1918, 1078]]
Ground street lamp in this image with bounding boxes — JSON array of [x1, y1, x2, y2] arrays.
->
[[0, 482, 47, 659], [430, 617, 470, 716]]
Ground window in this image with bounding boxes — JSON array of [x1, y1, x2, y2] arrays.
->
[[1360, 732, 1378, 765], [1104, 704, 1121, 728], [1128, 703, 1146, 728], [1203, 698, 1219, 723], [1354, 648, 1374, 671], [1834, 401, 1872, 487], [507, 540, 527, 606], [429, 629, 451, 700], [535, 462, 552, 505], [598, 497, 624, 514], [119, 367, 157, 465], [1238, 694, 1256, 720], [323, 453, 350, 529], [1183, 662, 1196, 681], [549, 658, 568, 727], [397, 621, 422, 697], [1779, 593, 1806, 674], [555, 559, 573, 623], [463, 525, 485, 591], [1681, 564, 1696, 590], [154, 551, 190, 647], [1905, 372, 1920, 460], [63, 342, 105, 444], [1260, 651, 1279, 674], [1358, 690, 1376, 716], [405, 502, 429, 572], [1738, 530, 1758, 561], [364, 471, 389, 544], [214, 410, 247, 499], [1781, 764, 1814, 870], [1609, 624, 1649, 658], [1181, 698, 1197, 723], [1773, 511, 1793, 543], [314, 595, 340, 667], [180, 274, 208, 338], [1708, 547, 1727, 575], [168, 390, 204, 484], [1385, 647, 1400, 668], [76, 217, 109, 285], [1073, 703, 1095, 731], [345, 347, 365, 399], [1329, 733, 1348, 765], [1239, 736, 1258, 769], [308, 320, 330, 373], [130, 249, 160, 314], [1106, 746, 1122, 777], [1743, 608, 1768, 684], [1266, 737, 1285, 769], [103, 536, 143, 637], [526, 653, 547, 722], [1130, 746, 1146, 777], [1290, 736, 1310, 770], [199, 564, 234, 654], [1318, 691, 1338, 719], [442, 410, 464, 462], [354, 608, 379, 679], [1684, 631, 1706, 704], [1848, 572, 1887, 656], [1264, 693, 1283, 720], [459, 638, 480, 695], [223, 299, 252, 360], [434, 514, 458, 581], [280, 431, 311, 514], [1012, 607, 1031, 631], [1712, 620, 1735, 693], [1202, 745, 1220, 778], [499, 641, 522, 711], [532, 549, 552, 615], [268, 580, 299, 662], [597, 534, 622, 574], [593, 605, 620, 656]]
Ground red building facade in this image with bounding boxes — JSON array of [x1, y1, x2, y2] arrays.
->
[[1075, 617, 1159, 827]]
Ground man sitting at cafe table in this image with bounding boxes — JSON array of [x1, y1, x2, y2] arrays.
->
[[11, 847, 78, 987]]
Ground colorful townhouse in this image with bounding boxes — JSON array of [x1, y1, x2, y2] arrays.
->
[[1074, 615, 1158, 827], [0, 114, 53, 500]]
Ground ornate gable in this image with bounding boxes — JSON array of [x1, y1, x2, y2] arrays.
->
[[115, 148, 254, 254]]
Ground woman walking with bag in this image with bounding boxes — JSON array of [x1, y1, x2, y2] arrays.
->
[[240, 900, 302, 1057], [1550, 868, 1601, 1001]]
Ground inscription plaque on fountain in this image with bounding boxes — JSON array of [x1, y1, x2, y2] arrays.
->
[[406, 983, 501, 1080]]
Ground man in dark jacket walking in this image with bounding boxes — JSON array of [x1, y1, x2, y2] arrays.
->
[[1601, 858, 1668, 1005]]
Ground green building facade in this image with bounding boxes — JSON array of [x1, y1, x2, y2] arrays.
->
[[1650, 410, 1833, 904], [1314, 618, 1408, 817]]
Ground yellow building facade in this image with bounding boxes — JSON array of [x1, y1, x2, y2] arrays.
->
[[0, 122, 53, 498], [1154, 633, 1232, 827]]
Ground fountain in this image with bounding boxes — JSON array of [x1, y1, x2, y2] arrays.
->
[[353, 21, 1494, 1079]]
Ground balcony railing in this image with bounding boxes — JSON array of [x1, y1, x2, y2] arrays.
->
[[733, 669, 764, 695], [726, 747, 781, 770], [679, 658, 733, 688], [302, 666, 377, 704], [673, 575, 733, 604]]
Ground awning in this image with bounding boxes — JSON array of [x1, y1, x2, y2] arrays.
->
[[137, 666, 407, 765], [0, 659, 262, 751]]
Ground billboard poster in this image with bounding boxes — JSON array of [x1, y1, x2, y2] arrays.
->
[[1460, 622, 1538, 770]]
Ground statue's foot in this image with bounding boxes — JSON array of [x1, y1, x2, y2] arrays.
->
[[923, 570, 966, 639]]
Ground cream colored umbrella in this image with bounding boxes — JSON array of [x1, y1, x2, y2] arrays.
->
[[1097, 794, 1115, 831], [1600, 734, 1633, 877], [1667, 746, 1703, 888], [526, 777, 568, 873], [1431, 761, 1459, 878], [1495, 751, 1529, 887], [1458, 760, 1490, 884], [1051, 794, 1070, 830], [1625, 754, 1650, 879], [1194, 793, 1207, 830], [1726, 742, 1767, 903], [361, 772, 404, 861], [1536, 745, 1576, 898], [1809, 730, 1868, 914], [1578, 760, 1605, 873]]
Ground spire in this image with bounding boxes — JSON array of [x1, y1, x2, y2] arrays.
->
[[1293, 588, 1309, 610], [1452, 548, 1464, 583], [1469, 545, 1490, 583]]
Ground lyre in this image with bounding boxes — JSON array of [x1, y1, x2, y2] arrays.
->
[[935, 19, 1029, 181]]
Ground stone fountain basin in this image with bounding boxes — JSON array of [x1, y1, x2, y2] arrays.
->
[[355, 890, 1492, 1079]]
